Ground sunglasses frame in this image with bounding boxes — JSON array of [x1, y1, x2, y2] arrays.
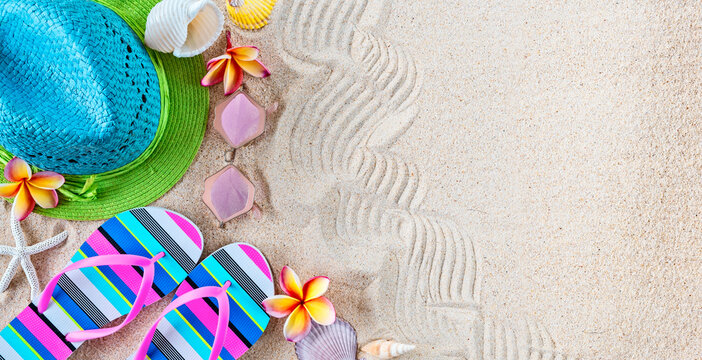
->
[[202, 89, 276, 226]]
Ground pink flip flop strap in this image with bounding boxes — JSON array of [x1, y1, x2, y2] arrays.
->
[[133, 281, 232, 360], [37, 252, 165, 342]]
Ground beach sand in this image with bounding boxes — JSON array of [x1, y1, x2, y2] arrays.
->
[[1, 0, 701, 359]]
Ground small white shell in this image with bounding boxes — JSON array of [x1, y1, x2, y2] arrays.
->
[[145, 0, 224, 57], [360, 340, 416, 359], [295, 319, 357, 360]]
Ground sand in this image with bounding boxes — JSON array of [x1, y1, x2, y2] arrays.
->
[[1, 0, 701, 359]]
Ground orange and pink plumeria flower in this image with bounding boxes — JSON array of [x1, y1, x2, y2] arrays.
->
[[0, 158, 65, 221], [201, 31, 270, 96], [262, 266, 336, 342]]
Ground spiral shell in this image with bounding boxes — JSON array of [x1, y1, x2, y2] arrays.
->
[[295, 318, 357, 360], [145, 0, 224, 57], [226, 0, 277, 30], [360, 340, 416, 359]]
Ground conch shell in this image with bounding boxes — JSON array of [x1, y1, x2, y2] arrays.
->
[[360, 340, 416, 359], [145, 0, 224, 57]]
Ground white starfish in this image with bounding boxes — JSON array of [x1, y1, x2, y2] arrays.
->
[[0, 215, 68, 299]]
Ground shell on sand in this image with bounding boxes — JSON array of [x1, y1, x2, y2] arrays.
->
[[295, 319, 357, 360], [360, 340, 416, 359], [226, 0, 277, 30], [144, 0, 223, 57]]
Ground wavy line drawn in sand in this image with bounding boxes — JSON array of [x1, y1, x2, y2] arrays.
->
[[276, 0, 579, 358], [283, 51, 422, 179], [378, 213, 480, 355], [382, 212, 577, 359], [280, 0, 367, 64], [335, 149, 426, 242], [469, 315, 580, 360]]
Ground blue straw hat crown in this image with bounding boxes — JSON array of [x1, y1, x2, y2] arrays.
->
[[0, 0, 161, 175]]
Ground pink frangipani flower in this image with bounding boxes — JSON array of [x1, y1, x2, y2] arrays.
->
[[201, 31, 270, 95], [0, 158, 65, 221], [262, 266, 336, 342]]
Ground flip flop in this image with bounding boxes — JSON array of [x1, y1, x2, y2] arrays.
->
[[0, 207, 204, 360], [129, 243, 274, 360]]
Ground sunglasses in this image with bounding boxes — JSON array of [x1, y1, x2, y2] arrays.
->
[[202, 90, 277, 226]]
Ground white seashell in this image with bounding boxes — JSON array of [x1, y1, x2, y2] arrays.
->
[[145, 0, 224, 57], [360, 340, 416, 359], [295, 318, 357, 360]]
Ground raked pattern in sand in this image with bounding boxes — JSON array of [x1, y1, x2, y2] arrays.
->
[[1, 1, 700, 359], [275, 0, 577, 358]]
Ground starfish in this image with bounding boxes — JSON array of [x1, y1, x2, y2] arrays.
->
[[0, 216, 67, 299]]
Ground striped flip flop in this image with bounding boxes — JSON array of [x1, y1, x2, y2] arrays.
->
[[130, 243, 274, 360], [0, 207, 204, 360]]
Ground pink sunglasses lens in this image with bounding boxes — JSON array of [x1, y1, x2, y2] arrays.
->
[[202, 165, 255, 222], [214, 91, 266, 148]]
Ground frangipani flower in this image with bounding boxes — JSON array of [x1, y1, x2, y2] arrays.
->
[[262, 266, 336, 342], [201, 31, 270, 95], [0, 158, 65, 221]]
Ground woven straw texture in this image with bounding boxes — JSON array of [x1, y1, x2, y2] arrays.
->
[[0, 0, 161, 175], [0, 0, 209, 220]]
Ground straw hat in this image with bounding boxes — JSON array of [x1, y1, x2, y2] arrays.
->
[[0, 0, 209, 220]]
